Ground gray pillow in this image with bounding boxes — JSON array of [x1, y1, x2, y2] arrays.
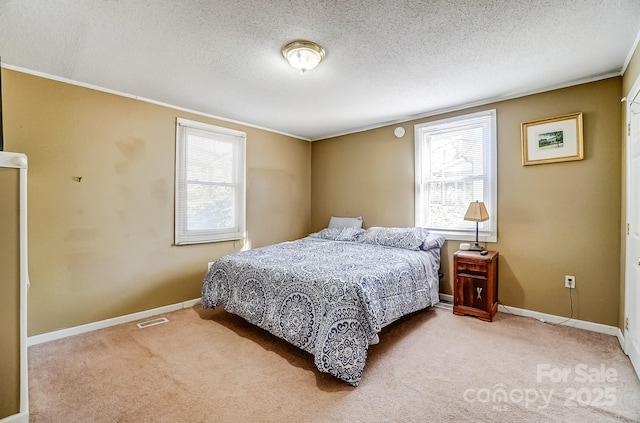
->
[[359, 227, 430, 250], [309, 227, 365, 242], [420, 232, 445, 251], [328, 216, 363, 229]]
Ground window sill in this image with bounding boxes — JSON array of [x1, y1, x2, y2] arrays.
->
[[428, 230, 497, 243]]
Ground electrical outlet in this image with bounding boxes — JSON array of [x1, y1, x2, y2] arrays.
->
[[565, 275, 576, 289]]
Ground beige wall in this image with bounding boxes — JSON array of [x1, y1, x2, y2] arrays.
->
[[0, 63, 630, 336], [0, 167, 20, 418], [312, 77, 622, 326], [2, 69, 311, 336]]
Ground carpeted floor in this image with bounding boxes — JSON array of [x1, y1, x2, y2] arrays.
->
[[28, 305, 640, 422]]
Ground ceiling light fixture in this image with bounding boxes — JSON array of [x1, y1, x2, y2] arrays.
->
[[282, 40, 325, 73]]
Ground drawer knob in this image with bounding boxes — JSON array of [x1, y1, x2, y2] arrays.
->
[[477, 287, 483, 299]]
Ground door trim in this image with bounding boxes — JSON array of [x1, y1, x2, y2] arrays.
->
[[624, 75, 640, 381]]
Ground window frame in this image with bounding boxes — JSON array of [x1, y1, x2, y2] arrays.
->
[[174, 117, 246, 245], [414, 109, 497, 242]]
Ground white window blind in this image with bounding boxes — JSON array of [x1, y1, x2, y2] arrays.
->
[[175, 118, 246, 245], [414, 109, 497, 242]]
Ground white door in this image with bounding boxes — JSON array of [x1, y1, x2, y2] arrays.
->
[[626, 83, 640, 381]]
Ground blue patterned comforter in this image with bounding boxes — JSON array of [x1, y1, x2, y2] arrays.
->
[[201, 232, 443, 386]]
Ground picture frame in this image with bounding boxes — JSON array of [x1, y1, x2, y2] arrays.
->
[[521, 112, 583, 166]]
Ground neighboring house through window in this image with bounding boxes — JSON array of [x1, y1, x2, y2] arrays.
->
[[175, 118, 246, 245], [414, 109, 497, 242]]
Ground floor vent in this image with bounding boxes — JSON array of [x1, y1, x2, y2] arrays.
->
[[136, 317, 169, 329]]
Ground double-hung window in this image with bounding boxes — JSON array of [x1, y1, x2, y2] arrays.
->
[[414, 109, 497, 242], [175, 118, 246, 245]]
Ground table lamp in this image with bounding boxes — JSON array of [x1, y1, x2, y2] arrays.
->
[[464, 201, 489, 252]]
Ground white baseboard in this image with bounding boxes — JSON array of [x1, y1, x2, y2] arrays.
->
[[28, 294, 626, 351], [616, 329, 625, 352], [438, 293, 622, 340], [0, 412, 29, 423], [439, 293, 453, 303], [27, 298, 201, 346]]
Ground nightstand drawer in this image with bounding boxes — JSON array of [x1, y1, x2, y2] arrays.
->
[[455, 260, 488, 276]]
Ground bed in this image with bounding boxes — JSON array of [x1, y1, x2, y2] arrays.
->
[[201, 226, 445, 386]]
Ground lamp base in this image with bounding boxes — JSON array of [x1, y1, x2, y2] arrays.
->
[[468, 243, 486, 252]]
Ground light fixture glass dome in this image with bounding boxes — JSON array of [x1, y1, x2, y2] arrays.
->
[[282, 40, 325, 72]]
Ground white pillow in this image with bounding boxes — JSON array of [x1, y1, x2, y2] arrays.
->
[[328, 216, 363, 229]]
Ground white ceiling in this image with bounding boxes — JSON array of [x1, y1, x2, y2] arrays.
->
[[1, 1, 640, 141]]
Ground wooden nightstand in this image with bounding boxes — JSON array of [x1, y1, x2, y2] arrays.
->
[[453, 250, 499, 322]]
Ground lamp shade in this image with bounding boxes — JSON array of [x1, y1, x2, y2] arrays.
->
[[282, 40, 325, 72], [463, 201, 489, 222]]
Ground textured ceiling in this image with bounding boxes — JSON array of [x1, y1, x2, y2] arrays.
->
[[1, 1, 640, 140]]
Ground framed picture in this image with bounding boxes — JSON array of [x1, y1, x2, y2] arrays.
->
[[521, 112, 583, 165]]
